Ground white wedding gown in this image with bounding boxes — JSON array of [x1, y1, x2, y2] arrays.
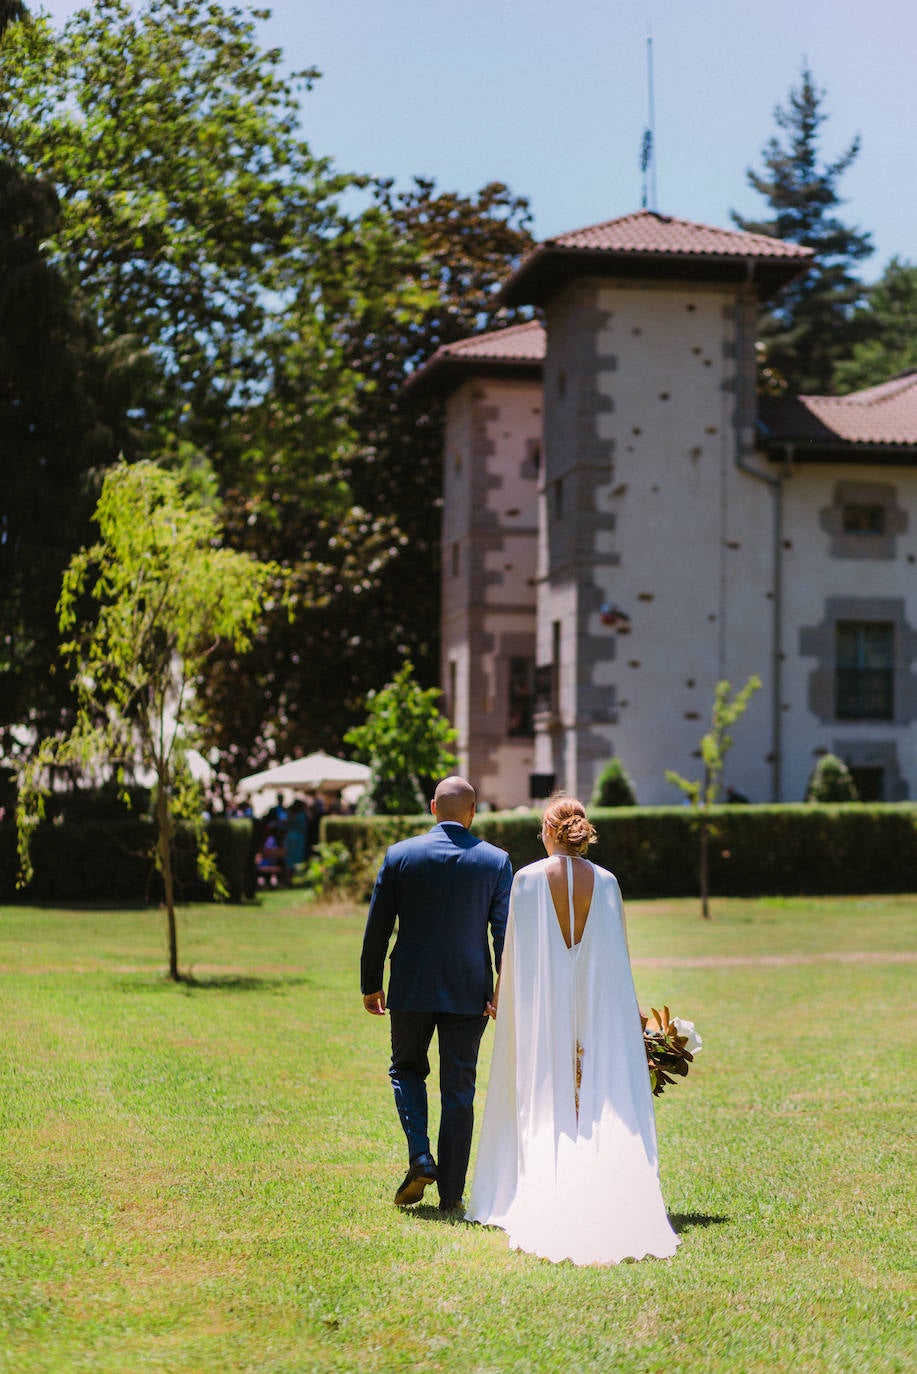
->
[[466, 858, 679, 1265]]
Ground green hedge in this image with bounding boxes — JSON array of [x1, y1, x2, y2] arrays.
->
[[0, 817, 253, 905], [324, 805, 917, 899]]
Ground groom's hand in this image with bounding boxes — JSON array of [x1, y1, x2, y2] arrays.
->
[[363, 990, 386, 1015]]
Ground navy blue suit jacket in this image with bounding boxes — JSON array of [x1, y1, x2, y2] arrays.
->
[[360, 822, 512, 1014]]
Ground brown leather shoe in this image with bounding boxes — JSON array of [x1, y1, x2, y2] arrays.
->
[[394, 1153, 437, 1207]]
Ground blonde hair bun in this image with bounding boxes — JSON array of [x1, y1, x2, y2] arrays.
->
[[543, 795, 598, 856]]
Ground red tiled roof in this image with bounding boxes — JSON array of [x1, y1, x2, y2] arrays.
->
[[548, 210, 814, 261], [403, 320, 545, 397], [501, 210, 814, 306], [434, 319, 546, 363], [760, 372, 917, 449]]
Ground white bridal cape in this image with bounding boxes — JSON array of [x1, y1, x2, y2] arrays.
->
[[466, 858, 679, 1265]]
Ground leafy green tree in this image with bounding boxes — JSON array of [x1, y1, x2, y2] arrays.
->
[[0, 0, 395, 769], [0, 3, 534, 771], [16, 462, 281, 981], [733, 67, 873, 394], [0, 2, 147, 759], [666, 676, 761, 918], [0, 1, 27, 36], [591, 757, 637, 807], [804, 754, 860, 803], [0, 0, 351, 435], [344, 661, 458, 816], [834, 258, 917, 392], [340, 179, 535, 693], [197, 178, 534, 768]]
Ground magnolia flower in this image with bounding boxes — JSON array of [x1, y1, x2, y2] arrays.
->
[[672, 1017, 703, 1056]]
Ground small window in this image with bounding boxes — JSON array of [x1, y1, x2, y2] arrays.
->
[[835, 622, 894, 720], [842, 504, 885, 535], [507, 657, 535, 737], [451, 542, 460, 577]]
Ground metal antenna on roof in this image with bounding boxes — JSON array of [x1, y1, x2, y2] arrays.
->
[[640, 25, 657, 211]]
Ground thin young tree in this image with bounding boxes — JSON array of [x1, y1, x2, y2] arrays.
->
[[733, 66, 873, 394], [666, 676, 761, 919], [16, 461, 281, 980]]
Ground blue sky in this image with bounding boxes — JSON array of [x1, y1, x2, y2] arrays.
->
[[40, 1, 916, 281]]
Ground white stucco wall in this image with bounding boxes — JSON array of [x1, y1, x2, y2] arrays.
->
[[440, 375, 541, 808], [778, 461, 917, 801], [539, 278, 776, 805]]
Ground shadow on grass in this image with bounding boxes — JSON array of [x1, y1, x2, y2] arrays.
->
[[669, 1212, 730, 1234], [406, 1207, 731, 1236], [115, 973, 313, 994], [182, 973, 313, 993], [403, 1203, 470, 1225]]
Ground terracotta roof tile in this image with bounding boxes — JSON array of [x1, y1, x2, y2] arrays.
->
[[548, 210, 814, 262], [403, 320, 544, 397], [500, 210, 814, 306], [760, 371, 917, 448], [435, 319, 546, 363]]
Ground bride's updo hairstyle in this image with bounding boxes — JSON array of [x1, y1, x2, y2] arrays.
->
[[542, 796, 598, 856]]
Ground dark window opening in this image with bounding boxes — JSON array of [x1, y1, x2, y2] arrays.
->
[[534, 664, 553, 716], [842, 504, 885, 535], [835, 621, 894, 720], [451, 542, 460, 577], [507, 657, 535, 737], [534, 622, 561, 716]]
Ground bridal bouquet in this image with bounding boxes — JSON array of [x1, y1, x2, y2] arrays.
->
[[642, 1005, 703, 1097]]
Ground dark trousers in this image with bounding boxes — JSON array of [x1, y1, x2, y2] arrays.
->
[[389, 1010, 488, 1204]]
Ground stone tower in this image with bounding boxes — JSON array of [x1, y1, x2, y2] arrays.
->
[[499, 211, 812, 803], [407, 323, 544, 807]]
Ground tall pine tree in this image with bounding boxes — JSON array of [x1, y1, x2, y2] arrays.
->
[[733, 67, 873, 395]]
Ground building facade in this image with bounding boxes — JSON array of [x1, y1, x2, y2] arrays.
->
[[411, 211, 917, 808]]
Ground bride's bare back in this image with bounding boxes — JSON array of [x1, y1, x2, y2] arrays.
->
[[545, 855, 595, 947]]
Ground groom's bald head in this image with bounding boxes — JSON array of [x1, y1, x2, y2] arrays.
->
[[431, 776, 476, 827]]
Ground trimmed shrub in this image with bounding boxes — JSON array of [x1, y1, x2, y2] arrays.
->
[[0, 817, 253, 905], [591, 757, 637, 807], [324, 805, 917, 899], [805, 754, 860, 803]]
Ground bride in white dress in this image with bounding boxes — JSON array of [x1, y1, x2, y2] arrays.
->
[[466, 797, 679, 1265]]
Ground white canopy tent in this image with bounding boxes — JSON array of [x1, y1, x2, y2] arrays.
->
[[237, 752, 370, 805]]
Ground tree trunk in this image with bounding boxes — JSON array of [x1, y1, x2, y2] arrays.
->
[[156, 778, 180, 980], [699, 813, 711, 920]]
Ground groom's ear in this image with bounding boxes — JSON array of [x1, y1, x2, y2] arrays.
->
[[430, 798, 437, 818]]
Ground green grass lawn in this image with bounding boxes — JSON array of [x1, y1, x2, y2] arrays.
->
[[1, 891, 915, 1373]]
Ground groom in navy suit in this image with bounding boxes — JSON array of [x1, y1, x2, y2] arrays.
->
[[361, 776, 512, 1210]]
